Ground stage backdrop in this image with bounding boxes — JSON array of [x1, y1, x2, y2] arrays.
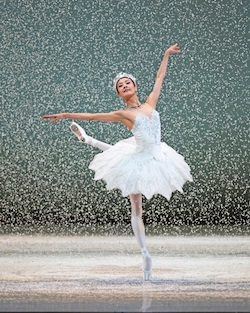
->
[[1, 0, 248, 235]]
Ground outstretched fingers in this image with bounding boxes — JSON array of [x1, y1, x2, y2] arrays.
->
[[172, 43, 181, 53], [174, 43, 181, 52], [166, 43, 181, 55], [42, 114, 63, 123]]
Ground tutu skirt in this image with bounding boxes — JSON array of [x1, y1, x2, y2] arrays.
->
[[89, 137, 193, 200]]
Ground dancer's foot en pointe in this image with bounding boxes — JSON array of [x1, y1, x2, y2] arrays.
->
[[141, 248, 152, 281]]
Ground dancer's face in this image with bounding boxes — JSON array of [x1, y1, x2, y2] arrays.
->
[[116, 78, 137, 98]]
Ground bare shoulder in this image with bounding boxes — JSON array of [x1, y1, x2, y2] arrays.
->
[[109, 110, 126, 118], [112, 109, 132, 118], [112, 110, 136, 130]]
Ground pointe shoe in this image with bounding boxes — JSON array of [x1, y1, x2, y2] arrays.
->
[[70, 122, 89, 143], [142, 252, 152, 281]]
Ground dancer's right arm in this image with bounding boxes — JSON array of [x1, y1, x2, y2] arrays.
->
[[42, 110, 135, 129]]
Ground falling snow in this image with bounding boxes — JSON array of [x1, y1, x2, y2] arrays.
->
[[1, 0, 249, 235]]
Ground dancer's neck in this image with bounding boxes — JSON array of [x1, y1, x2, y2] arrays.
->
[[125, 95, 141, 109]]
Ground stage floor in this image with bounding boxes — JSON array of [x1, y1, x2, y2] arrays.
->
[[0, 235, 249, 312]]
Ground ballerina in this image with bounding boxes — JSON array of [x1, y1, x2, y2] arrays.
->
[[43, 43, 193, 280]]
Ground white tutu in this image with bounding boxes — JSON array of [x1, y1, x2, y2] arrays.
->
[[89, 111, 193, 200]]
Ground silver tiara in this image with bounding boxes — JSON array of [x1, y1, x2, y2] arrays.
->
[[113, 72, 137, 92]]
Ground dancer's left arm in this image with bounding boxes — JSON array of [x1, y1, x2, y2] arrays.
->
[[145, 43, 181, 109]]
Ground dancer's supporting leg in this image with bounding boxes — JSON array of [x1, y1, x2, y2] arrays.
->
[[71, 122, 152, 280], [70, 122, 112, 151], [130, 193, 152, 281]]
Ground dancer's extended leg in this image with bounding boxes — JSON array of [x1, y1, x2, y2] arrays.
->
[[130, 193, 152, 281], [90, 138, 112, 151], [70, 122, 112, 151]]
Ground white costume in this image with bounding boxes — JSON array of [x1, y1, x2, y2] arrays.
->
[[89, 110, 192, 200], [70, 73, 192, 281]]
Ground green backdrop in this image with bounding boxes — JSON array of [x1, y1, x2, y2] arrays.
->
[[1, 0, 249, 235]]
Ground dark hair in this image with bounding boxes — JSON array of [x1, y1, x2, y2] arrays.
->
[[116, 77, 136, 93]]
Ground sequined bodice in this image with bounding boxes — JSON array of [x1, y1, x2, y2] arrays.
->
[[132, 110, 161, 152]]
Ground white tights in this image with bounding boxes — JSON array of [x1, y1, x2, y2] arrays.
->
[[86, 134, 149, 255], [130, 193, 148, 255], [87, 137, 112, 151]]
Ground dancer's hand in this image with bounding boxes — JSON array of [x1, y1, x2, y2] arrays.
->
[[42, 113, 64, 123], [165, 43, 181, 55]]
